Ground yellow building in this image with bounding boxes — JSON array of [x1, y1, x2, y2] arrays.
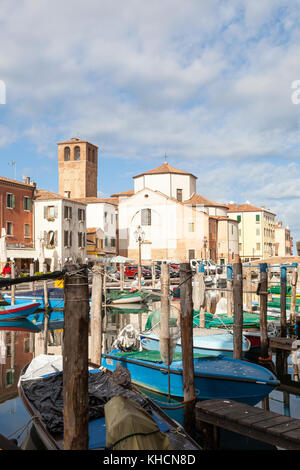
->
[[227, 204, 276, 262]]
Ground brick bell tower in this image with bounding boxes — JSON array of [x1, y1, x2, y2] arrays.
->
[[58, 138, 98, 199]]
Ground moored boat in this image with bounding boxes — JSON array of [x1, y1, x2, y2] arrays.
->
[[3, 288, 64, 309], [140, 330, 251, 358], [0, 301, 40, 320], [106, 290, 148, 304], [18, 355, 201, 451], [102, 349, 279, 406], [0, 318, 41, 332]]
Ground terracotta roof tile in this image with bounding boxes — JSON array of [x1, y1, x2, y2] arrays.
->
[[133, 162, 197, 179], [74, 197, 118, 206], [0, 176, 36, 189], [183, 193, 228, 208], [110, 190, 134, 197], [34, 189, 86, 204], [227, 203, 275, 215]]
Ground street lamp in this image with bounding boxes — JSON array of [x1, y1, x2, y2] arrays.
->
[[134, 225, 145, 289], [203, 236, 207, 260]]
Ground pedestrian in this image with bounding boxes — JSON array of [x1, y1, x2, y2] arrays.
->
[[2, 263, 11, 290]]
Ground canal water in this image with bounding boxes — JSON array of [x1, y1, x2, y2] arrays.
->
[[0, 304, 299, 450]]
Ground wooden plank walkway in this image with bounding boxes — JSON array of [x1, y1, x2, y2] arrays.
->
[[195, 399, 300, 450]]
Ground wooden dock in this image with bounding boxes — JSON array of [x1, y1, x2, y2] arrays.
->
[[196, 399, 300, 450]]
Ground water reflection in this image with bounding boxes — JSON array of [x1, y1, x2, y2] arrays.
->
[[0, 303, 300, 449]]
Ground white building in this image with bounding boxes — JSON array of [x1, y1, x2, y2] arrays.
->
[[275, 221, 292, 257], [115, 161, 239, 264], [34, 189, 87, 270], [74, 197, 118, 260]]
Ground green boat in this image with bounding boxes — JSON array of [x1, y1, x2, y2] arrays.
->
[[144, 309, 280, 331], [106, 290, 149, 304]]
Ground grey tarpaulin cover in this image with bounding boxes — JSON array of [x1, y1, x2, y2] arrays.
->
[[21, 370, 151, 435]]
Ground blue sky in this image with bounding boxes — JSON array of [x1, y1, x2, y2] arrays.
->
[[1, 0, 300, 247]]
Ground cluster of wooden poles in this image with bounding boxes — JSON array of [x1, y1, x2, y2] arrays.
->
[[1, 258, 300, 449]]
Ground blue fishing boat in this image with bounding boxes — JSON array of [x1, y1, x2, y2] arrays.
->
[[18, 355, 201, 451], [27, 311, 65, 330], [3, 288, 64, 309], [0, 301, 41, 320], [101, 350, 279, 406], [0, 318, 41, 332], [140, 331, 251, 358]]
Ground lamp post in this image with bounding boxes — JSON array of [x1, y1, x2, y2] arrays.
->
[[134, 225, 145, 290], [203, 236, 207, 260]]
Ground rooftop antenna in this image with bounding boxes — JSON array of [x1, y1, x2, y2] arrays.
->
[[8, 160, 16, 180], [164, 152, 168, 163]]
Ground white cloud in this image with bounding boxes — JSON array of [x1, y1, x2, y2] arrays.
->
[[1, 0, 300, 241]]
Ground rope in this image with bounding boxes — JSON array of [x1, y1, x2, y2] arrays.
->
[[140, 390, 196, 409], [7, 415, 40, 441]]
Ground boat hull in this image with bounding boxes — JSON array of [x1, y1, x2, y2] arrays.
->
[[0, 301, 41, 320], [102, 351, 279, 406], [140, 332, 250, 358]]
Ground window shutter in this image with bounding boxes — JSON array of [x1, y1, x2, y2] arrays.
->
[[44, 206, 48, 218], [70, 231, 72, 247], [54, 206, 58, 218], [54, 231, 58, 246], [12, 194, 15, 208]]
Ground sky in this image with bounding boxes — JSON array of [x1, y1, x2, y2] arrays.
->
[[0, 0, 300, 248]]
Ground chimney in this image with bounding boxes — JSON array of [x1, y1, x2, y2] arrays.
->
[[23, 176, 30, 185]]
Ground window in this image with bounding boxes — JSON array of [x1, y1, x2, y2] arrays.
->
[[6, 193, 15, 209], [237, 215, 241, 222], [74, 146, 80, 160], [141, 208, 151, 226], [188, 249, 195, 260], [111, 238, 116, 247], [256, 228, 260, 236], [24, 224, 30, 238], [5, 369, 14, 387], [256, 214, 260, 222], [47, 230, 57, 247], [256, 243, 261, 251], [44, 205, 57, 220], [6, 222, 13, 236], [78, 232, 85, 248], [64, 146, 70, 161], [23, 196, 32, 211], [78, 208, 85, 222], [176, 189, 183, 202], [64, 206, 72, 220], [64, 230, 71, 247], [104, 237, 108, 247], [188, 222, 195, 232]]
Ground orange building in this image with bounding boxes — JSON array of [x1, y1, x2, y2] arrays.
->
[[0, 176, 36, 270]]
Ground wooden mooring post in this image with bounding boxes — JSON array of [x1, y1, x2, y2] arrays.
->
[[227, 264, 233, 317], [179, 262, 196, 437], [232, 259, 243, 360], [290, 264, 298, 328], [90, 263, 103, 366], [63, 264, 89, 450], [43, 263, 49, 355], [193, 264, 205, 327], [258, 263, 269, 360], [11, 263, 15, 305], [280, 266, 287, 338]]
